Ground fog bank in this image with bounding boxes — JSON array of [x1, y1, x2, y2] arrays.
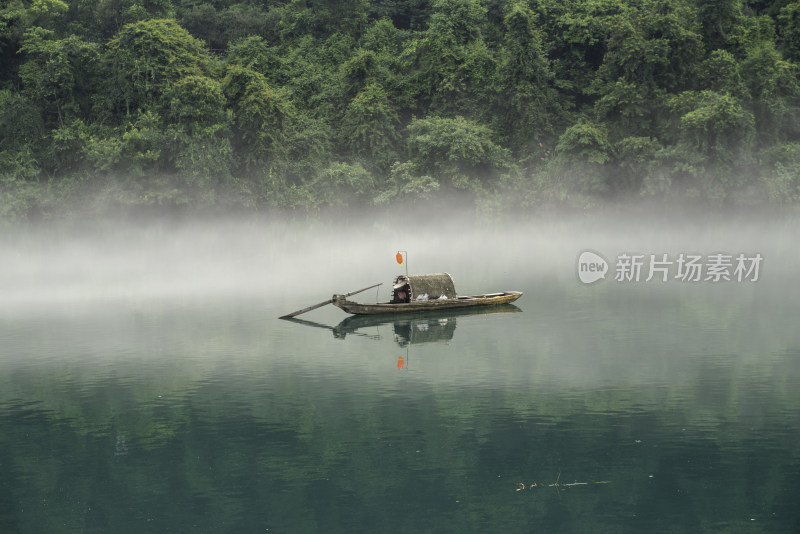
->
[[1, 209, 796, 312]]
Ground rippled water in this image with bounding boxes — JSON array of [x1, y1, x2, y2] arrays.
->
[[1, 214, 799, 532]]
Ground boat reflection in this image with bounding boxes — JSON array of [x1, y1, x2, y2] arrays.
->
[[284, 304, 521, 347], [337, 313, 458, 347]]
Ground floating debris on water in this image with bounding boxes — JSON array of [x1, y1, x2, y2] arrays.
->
[[515, 473, 610, 491]]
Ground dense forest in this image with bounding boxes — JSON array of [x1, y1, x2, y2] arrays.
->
[[1, 0, 800, 219]]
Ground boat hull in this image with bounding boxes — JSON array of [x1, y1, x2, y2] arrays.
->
[[332, 291, 523, 315]]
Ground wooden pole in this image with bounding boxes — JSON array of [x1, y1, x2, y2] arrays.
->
[[279, 283, 382, 319]]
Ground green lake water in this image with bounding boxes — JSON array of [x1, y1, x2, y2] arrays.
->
[[1, 214, 799, 533]]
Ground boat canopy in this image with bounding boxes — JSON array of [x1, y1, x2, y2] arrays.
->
[[393, 273, 456, 301]]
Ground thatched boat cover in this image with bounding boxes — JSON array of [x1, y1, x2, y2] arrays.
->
[[394, 273, 456, 300]]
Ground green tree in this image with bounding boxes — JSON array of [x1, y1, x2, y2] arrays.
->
[[62, 0, 176, 41], [669, 90, 754, 162], [367, 0, 432, 31], [601, 0, 703, 92], [275, 34, 339, 116], [0, 90, 43, 180], [216, 4, 271, 47], [739, 41, 800, 145], [1, 1, 30, 82], [164, 75, 228, 135], [547, 120, 614, 198], [406, 115, 511, 192], [104, 18, 212, 118], [373, 160, 439, 206], [28, 0, 68, 30], [340, 82, 400, 166], [171, 129, 234, 192], [695, 0, 748, 54], [16, 28, 101, 176], [593, 0, 703, 138], [306, 0, 369, 36], [594, 80, 658, 137], [225, 36, 281, 78], [494, 1, 561, 153], [164, 75, 233, 191], [403, 0, 497, 115], [18, 27, 100, 127], [222, 64, 292, 169], [614, 135, 663, 194], [760, 142, 800, 204], [777, 2, 800, 62], [654, 90, 755, 200], [307, 161, 375, 207], [99, 110, 166, 176], [360, 17, 405, 55], [540, 0, 625, 107], [179, 3, 226, 50], [698, 49, 746, 96], [340, 49, 385, 99]]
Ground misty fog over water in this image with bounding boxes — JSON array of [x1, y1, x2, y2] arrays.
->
[[1, 209, 796, 309], [1, 209, 799, 532], [3, 208, 798, 388], [2, 209, 798, 391]]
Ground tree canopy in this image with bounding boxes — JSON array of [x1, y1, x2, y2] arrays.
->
[[2, 0, 800, 219]]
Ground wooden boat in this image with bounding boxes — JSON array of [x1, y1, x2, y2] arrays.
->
[[282, 304, 522, 344], [332, 273, 522, 316], [280, 272, 522, 319], [332, 304, 522, 344], [332, 291, 522, 314]]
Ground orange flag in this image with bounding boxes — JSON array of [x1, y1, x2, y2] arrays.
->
[[396, 252, 403, 265]]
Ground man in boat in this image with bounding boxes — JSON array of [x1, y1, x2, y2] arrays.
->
[[392, 279, 411, 303]]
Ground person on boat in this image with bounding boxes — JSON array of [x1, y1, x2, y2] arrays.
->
[[393, 288, 408, 303], [392, 281, 411, 303]]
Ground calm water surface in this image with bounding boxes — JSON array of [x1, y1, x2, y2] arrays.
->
[[1, 216, 799, 533]]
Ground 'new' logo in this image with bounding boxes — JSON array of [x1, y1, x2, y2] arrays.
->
[[577, 250, 608, 284]]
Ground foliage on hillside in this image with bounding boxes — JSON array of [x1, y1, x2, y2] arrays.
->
[[2, 0, 800, 219]]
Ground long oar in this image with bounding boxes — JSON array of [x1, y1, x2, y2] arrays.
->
[[279, 283, 382, 319]]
